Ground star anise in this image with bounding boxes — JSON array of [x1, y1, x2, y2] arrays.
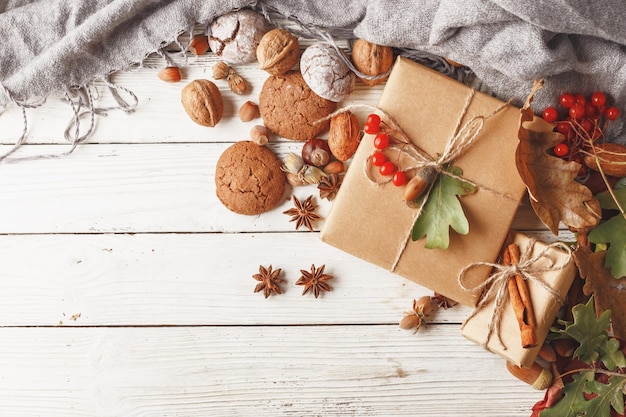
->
[[431, 292, 458, 309], [252, 265, 284, 298], [283, 195, 321, 231], [317, 173, 344, 201], [296, 264, 333, 298]]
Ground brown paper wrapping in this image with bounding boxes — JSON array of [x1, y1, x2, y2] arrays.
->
[[320, 57, 527, 307], [461, 231, 577, 368]]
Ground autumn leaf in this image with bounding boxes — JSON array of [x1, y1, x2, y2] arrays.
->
[[586, 376, 626, 417], [541, 372, 626, 417], [552, 296, 626, 371], [575, 245, 626, 341], [543, 298, 626, 417], [411, 166, 477, 250], [588, 188, 626, 279], [516, 83, 601, 235], [539, 371, 594, 417]]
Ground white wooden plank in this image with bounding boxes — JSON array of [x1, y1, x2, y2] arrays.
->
[[0, 143, 548, 233], [0, 325, 545, 417], [0, 231, 459, 326], [0, 230, 574, 327], [0, 55, 385, 145]]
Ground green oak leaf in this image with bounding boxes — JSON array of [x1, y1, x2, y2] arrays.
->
[[540, 371, 594, 417], [554, 297, 626, 370], [589, 188, 626, 278], [411, 166, 477, 250], [586, 376, 626, 417]]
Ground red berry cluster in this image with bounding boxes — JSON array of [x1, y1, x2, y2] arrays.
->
[[541, 91, 620, 174], [364, 114, 407, 186]]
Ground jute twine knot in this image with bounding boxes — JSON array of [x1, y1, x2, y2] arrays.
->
[[458, 239, 572, 350]]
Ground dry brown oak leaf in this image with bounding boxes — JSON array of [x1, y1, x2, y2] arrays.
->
[[516, 86, 601, 235], [574, 245, 626, 341]]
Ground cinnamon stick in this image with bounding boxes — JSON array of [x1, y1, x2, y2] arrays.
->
[[504, 243, 538, 348]]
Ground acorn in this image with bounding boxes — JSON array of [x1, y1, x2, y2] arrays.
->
[[403, 166, 437, 201], [506, 361, 552, 390]]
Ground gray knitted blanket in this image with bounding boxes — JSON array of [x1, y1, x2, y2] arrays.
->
[[1, 0, 624, 146]]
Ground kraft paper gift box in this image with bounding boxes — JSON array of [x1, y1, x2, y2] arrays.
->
[[320, 57, 527, 307], [461, 231, 577, 367]]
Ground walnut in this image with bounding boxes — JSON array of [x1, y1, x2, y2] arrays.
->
[[181, 79, 224, 127], [328, 111, 360, 161], [208, 10, 268, 64], [256, 28, 300, 75], [300, 43, 355, 102], [351, 39, 394, 86]]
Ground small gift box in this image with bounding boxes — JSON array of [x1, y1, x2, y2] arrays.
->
[[321, 57, 527, 306], [460, 231, 577, 367]]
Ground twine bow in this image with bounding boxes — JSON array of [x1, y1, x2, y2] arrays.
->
[[361, 92, 513, 271], [458, 239, 572, 350]]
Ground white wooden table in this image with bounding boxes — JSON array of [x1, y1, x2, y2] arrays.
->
[[0, 48, 566, 416]]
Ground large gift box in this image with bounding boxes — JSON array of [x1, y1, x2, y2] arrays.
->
[[320, 57, 527, 306], [461, 231, 577, 367]]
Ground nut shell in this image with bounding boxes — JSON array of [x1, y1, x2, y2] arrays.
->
[[351, 39, 393, 86], [189, 35, 210, 56], [239, 101, 260, 122], [181, 79, 224, 127], [257, 28, 300, 75], [583, 142, 626, 177], [157, 67, 181, 83], [227, 70, 249, 95], [212, 61, 230, 80], [328, 111, 360, 161], [300, 43, 355, 102]]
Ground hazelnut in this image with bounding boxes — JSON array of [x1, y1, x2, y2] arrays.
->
[[250, 125, 270, 146], [239, 101, 260, 122], [285, 172, 306, 187], [208, 10, 268, 64], [212, 61, 230, 80], [157, 66, 181, 83], [300, 43, 355, 102], [181, 79, 224, 127], [323, 160, 344, 175], [257, 28, 300, 75], [327, 111, 360, 161], [302, 138, 331, 167], [227, 69, 249, 95], [188, 35, 210, 56], [351, 39, 393, 86]]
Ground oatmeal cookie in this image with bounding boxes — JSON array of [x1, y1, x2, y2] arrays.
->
[[258, 71, 337, 141], [215, 141, 286, 215]]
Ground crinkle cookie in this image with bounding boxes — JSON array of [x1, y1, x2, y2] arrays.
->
[[215, 141, 286, 215], [259, 71, 337, 141], [300, 43, 355, 102], [208, 10, 268, 64]]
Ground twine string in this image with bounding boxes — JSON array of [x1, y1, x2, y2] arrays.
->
[[458, 239, 571, 349], [0, 76, 138, 163], [345, 91, 512, 271], [0, 81, 47, 163]]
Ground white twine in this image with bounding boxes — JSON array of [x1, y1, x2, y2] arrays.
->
[[0, 76, 138, 164]]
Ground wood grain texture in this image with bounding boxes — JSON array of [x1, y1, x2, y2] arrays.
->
[[0, 31, 568, 417], [0, 230, 573, 327], [0, 326, 544, 417], [0, 143, 550, 234]]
